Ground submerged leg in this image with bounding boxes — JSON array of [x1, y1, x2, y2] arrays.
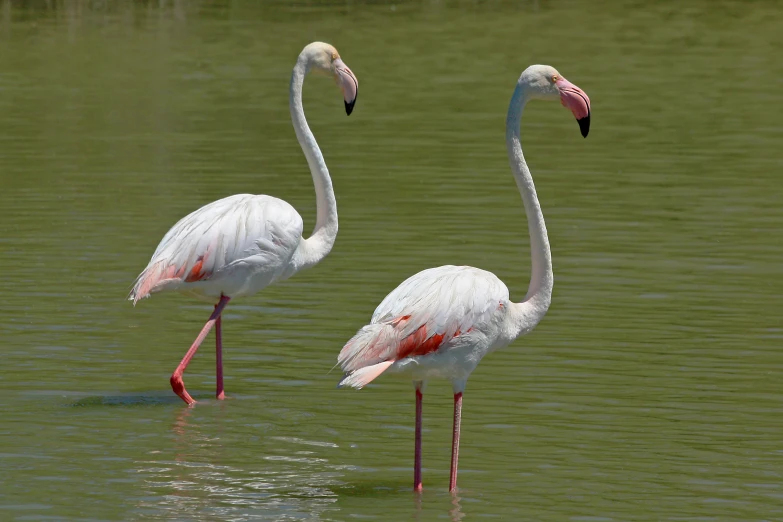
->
[[448, 391, 463, 493], [414, 380, 424, 492], [170, 295, 231, 405], [215, 310, 225, 400]]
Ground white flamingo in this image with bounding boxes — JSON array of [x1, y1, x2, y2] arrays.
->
[[129, 42, 358, 405], [337, 65, 590, 492]]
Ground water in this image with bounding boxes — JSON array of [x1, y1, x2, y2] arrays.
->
[[1, 1, 782, 519]]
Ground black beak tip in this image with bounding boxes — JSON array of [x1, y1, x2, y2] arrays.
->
[[345, 98, 356, 116], [577, 113, 590, 138]]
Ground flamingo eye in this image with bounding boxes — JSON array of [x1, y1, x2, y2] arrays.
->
[[551, 74, 559, 82]]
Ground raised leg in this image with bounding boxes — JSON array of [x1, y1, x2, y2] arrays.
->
[[448, 392, 463, 493], [215, 311, 225, 400], [414, 381, 424, 492], [170, 295, 231, 405]]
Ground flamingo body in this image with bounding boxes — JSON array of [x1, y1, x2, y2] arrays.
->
[[129, 42, 358, 405], [337, 64, 591, 492], [338, 265, 514, 388], [130, 194, 304, 303]]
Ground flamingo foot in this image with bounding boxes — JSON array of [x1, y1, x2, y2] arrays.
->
[[171, 372, 196, 405]]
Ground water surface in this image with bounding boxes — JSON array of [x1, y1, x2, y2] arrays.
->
[[1, 1, 782, 520]]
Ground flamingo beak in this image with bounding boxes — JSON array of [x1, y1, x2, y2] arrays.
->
[[557, 77, 591, 138], [334, 58, 358, 115]]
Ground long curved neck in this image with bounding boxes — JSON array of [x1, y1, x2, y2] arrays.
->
[[506, 83, 553, 338], [289, 56, 338, 268]]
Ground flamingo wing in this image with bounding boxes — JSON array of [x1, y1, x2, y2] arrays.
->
[[338, 265, 509, 387], [130, 194, 303, 304]]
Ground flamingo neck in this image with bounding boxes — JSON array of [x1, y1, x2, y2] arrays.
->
[[505, 83, 553, 338], [289, 55, 338, 269]]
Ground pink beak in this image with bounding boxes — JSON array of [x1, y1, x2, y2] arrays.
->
[[334, 58, 358, 115], [557, 77, 591, 137]]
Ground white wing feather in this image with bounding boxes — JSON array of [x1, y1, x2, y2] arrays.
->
[[372, 265, 509, 339], [338, 265, 509, 374], [130, 194, 303, 303]]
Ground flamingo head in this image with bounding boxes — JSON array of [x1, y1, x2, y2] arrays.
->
[[302, 42, 359, 116], [519, 65, 591, 138]]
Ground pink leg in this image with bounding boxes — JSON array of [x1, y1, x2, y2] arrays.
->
[[170, 295, 231, 405], [414, 381, 424, 492], [215, 311, 225, 400], [448, 392, 463, 493]]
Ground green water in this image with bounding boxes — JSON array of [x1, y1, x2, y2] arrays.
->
[[2, 1, 783, 520]]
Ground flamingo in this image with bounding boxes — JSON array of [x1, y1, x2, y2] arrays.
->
[[129, 42, 358, 405], [337, 65, 590, 492]]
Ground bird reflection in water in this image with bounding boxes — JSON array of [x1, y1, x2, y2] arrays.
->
[[132, 404, 342, 519], [412, 491, 466, 521], [450, 494, 466, 521]]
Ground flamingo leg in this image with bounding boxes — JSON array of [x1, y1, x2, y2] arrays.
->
[[414, 381, 424, 492], [215, 305, 226, 401], [215, 310, 225, 400], [448, 392, 463, 493], [170, 295, 231, 405]]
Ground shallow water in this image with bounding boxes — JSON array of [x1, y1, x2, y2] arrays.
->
[[1, 1, 783, 520]]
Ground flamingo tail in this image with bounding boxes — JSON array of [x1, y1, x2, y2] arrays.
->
[[128, 262, 183, 305], [337, 323, 397, 372], [337, 360, 394, 389]]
